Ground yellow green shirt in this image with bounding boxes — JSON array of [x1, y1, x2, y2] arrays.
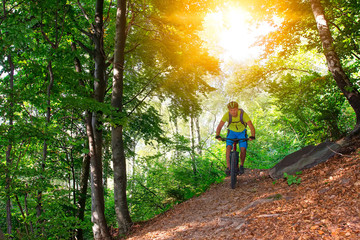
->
[[221, 110, 250, 132]]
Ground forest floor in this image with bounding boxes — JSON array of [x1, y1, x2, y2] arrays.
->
[[125, 138, 360, 240]]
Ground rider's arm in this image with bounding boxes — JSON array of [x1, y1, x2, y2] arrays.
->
[[216, 120, 225, 139], [247, 120, 256, 140]]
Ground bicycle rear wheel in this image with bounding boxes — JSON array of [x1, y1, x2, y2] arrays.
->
[[230, 152, 238, 189]]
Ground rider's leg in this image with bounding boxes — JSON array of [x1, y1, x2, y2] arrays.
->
[[239, 147, 246, 174], [225, 130, 235, 169], [226, 145, 232, 168], [238, 129, 247, 167], [240, 147, 246, 166]]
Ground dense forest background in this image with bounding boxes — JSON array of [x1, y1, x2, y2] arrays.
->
[[1, 0, 359, 239]]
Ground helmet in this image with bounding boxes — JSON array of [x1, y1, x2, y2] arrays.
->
[[227, 101, 238, 109]]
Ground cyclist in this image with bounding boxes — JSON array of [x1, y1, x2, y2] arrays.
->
[[215, 101, 256, 175]]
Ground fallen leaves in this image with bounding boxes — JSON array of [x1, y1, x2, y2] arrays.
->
[[126, 139, 360, 240]]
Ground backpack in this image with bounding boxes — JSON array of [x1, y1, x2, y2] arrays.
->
[[227, 108, 247, 129]]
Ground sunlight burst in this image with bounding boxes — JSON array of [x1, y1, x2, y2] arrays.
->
[[202, 6, 274, 64]]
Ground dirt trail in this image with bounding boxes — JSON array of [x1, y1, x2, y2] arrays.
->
[[126, 142, 360, 240]]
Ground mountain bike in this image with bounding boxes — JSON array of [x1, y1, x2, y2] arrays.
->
[[221, 138, 249, 189]]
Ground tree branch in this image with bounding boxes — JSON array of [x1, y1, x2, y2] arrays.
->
[[329, 21, 360, 60], [75, 40, 94, 57], [40, 15, 57, 49], [0, 1, 25, 25], [135, 180, 164, 210], [126, 88, 155, 117], [104, 0, 113, 23], [106, 43, 140, 67], [275, 67, 313, 74], [14, 195, 30, 235], [56, 4, 70, 46], [124, 71, 162, 106], [351, 51, 360, 60], [67, 9, 93, 38], [77, 0, 92, 28]]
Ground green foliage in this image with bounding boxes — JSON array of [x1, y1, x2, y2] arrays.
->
[[0, 180, 85, 239], [126, 135, 224, 222], [267, 73, 349, 142], [283, 171, 302, 186], [1, 0, 360, 238], [228, 0, 359, 144], [228, 51, 355, 148]]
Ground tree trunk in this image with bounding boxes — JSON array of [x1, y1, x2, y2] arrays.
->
[[103, 145, 110, 191], [190, 115, 197, 175], [195, 117, 202, 155], [131, 139, 136, 177], [0, 229, 5, 240], [112, 0, 132, 235], [77, 153, 90, 240], [71, 41, 91, 240], [310, 0, 360, 134], [24, 185, 34, 234], [5, 53, 14, 238], [89, 0, 111, 239], [173, 117, 180, 160], [88, 113, 110, 240], [36, 61, 54, 235]]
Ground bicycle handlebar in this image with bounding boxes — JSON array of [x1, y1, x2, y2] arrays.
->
[[219, 137, 249, 142]]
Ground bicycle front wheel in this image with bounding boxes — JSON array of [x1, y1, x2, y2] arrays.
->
[[230, 152, 238, 189]]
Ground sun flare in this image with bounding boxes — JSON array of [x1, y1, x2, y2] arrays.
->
[[202, 6, 273, 64]]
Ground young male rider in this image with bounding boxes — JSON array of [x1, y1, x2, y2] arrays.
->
[[215, 101, 255, 175]]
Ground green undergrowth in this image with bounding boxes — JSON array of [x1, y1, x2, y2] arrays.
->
[[120, 148, 226, 223]]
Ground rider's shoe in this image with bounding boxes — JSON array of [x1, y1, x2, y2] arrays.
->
[[225, 168, 230, 176], [238, 165, 244, 175]]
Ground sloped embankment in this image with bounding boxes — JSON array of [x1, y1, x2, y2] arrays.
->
[[126, 139, 360, 239]]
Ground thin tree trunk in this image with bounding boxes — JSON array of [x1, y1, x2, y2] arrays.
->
[[129, 139, 136, 200], [310, 0, 360, 135], [195, 117, 202, 155], [6, 53, 14, 238], [103, 145, 110, 191], [173, 117, 179, 160], [24, 187, 34, 234], [71, 41, 92, 240], [89, 0, 111, 239], [131, 139, 136, 177], [5, 122, 13, 239], [174, 117, 179, 135], [14, 195, 29, 236], [190, 115, 197, 175], [70, 149, 76, 210], [3, 7, 15, 238], [0, 229, 5, 240], [36, 61, 54, 235], [77, 153, 90, 240], [112, 0, 132, 235]]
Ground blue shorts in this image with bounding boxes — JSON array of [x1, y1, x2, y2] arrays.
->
[[226, 129, 248, 149]]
